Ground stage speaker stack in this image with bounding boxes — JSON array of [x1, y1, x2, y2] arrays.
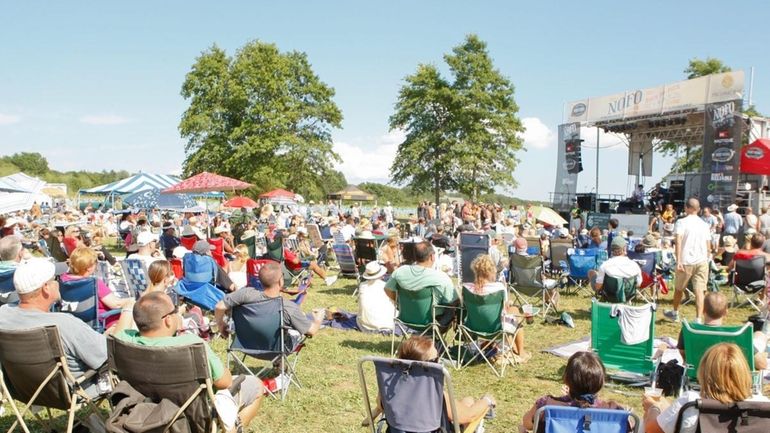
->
[[576, 193, 596, 212], [668, 180, 685, 209]]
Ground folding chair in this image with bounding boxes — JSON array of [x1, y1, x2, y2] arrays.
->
[[106, 335, 225, 433], [207, 237, 226, 268], [58, 277, 121, 332], [591, 299, 656, 385], [37, 239, 52, 258], [533, 405, 640, 433], [332, 242, 360, 280], [358, 356, 486, 433], [547, 240, 572, 277], [627, 251, 659, 302], [306, 224, 326, 249], [241, 234, 257, 258], [565, 248, 598, 296], [601, 276, 639, 304], [673, 399, 770, 433], [509, 254, 558, 318], [680, 320, 754, 383], [354, 237, 378, 270], [0, 326, 107, 433], [457, 233, 490, 287], [283, 237, 300, 253], [119, 258, 149, 298], [390, 286, 454, 363], [246, 258, 272, 289], [179, 235, 197, 251], [226, 299, 305, 400], [0, 268, 19, 306], [458, 287, 519, 377], [525, 237, 541, 256], [175, 253, 226, 311], [730, 255, 767, 312], [170, 257, 184, 279]]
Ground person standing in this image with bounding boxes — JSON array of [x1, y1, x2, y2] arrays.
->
[[759, 207, 770, 237], [664, 198, 711, 323], [723, 204, 743, 240]]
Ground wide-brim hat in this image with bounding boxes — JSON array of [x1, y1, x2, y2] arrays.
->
[[358, 230, 375, 240], [181, 225, 206, 239], [240, 229, 257, 240], [362, 261, 387, 280], [641, 234, 656, 248], [727, 204, 738, 212]]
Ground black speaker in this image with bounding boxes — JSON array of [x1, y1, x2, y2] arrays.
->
[[599, 202, 610, 213], [576, 193, 595, 211]]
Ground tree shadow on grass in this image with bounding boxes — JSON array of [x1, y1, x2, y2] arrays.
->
[[340, 339, 393, 355]]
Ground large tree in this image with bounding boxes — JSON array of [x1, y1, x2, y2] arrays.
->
[[179, 41, 342, 199], [389, 35, 524, 203]]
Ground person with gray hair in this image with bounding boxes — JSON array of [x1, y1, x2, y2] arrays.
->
[[0, 236, 25, 270], [587, 236, 642, 296]]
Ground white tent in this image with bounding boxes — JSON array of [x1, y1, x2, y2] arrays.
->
[[0, 172, 50, 215], [80, 173, 182, 195]]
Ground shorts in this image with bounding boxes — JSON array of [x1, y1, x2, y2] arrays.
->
[[232, 375, 263, 407], [675, 262, 708, 293]]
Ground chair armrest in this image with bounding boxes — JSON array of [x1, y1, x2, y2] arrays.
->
[[99, 309, 123, 320]]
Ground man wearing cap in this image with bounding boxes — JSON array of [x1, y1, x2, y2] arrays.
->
[[0, 258, 133, 396], [588, 237, 643, 296], [357, 261, 396, 332], [159, 221, 180, 259], [129, 231, 162, 267], [664, 197, 712, 323], [723, 204, 743, 242]]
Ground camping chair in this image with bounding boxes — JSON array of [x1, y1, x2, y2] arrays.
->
[[58, 277, 121, 332], [354, 237, 378, 270], [673, 399, 770, 433], [170, 257, 184, 279], [37, 239, 52, 258], [565, 248, 598, 296], [509, 254, 558, 318], [241, 234, 257, 258], [283, 237, 300, 252], [306, 224, 325, 249], [546, 240, 572, 278], [458, 286, 519, 377], [245, 259, 306, 304], [0, 326, 107, 433], [601, 276, 639, 304], [106, 335, 225, 433], [730, 255, 767, 312], [207, 237, 226, 268], [266, 237, 310, 288], [627, 251, 659, 302], [525, 237, 541, 256], [390, 286, 455, 364], [533, 405, 640, 433], [0, 268, 19, 306], [591, 299, 656, 385], [457, 233, 491, 287], [179, 235, 198, 251], [680, 320, 754, 383], [226, 299, 305, 400], [332, 242, 360, 281], [119, 258, 149, 298], [358, 356, 487, 433], [175, 253, 225, 311]]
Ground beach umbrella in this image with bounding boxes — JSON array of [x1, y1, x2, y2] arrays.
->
[[223, 196, 258, 208], [123, 189, 198, 210], [530, 205, 568, 226]]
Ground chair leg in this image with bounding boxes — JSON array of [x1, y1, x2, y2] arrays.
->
[[66, 396, 79, 433], [1, 381, 31, 433]]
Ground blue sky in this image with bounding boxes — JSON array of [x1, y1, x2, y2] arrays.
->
[[1, 1, 768, 200]]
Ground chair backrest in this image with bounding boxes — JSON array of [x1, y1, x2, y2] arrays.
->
[[266, 238, 284, 262], [120, 259, 149, 297], [106, 335, 213, 433], [396, 286, 435, 329], [59, 277, 99, 329], [567, 248, 598, 279], [207, 238, 226, 268], [170, 258, 184, 279], [591, 299, 655, 376], [37, 239, 52, 257], [525, 237, 541, 254], [182, 253, 217, 285], [673, 399, 770, 433], [734, 255, 766, 290], [245, 258, 272, 289], [681, 320, 754, 381], [359, 356, 459, 433], [230, 298, 284, 355], [461, 286, 504, 335], [602, 276, 638, 304], [179, 235, 197, 251], [241, 235, 256, 259], [319, 225, 333, 241], [509, 254, 544, 293], [627, 251, 656, 278], [0, 269, 18, 305], [534, 405, 640, 433], [284, 237, 300, 252], [458, 233, 490, 285], [354, 238, 378, 265], [306, 224, 325, 249], [332, 243, 358, 275], [549, 241, 572, 269], [0, 325, 73, 410]]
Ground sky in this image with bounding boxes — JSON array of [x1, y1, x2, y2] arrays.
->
[[1, 1, 769, 201]]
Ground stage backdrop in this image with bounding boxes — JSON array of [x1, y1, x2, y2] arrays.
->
[[700, 99, 743, 209], [553, 123, 580, 209]]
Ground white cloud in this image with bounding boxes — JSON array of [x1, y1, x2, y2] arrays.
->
[[79, 114, 132, 125], [519, 117, 555, 149], [0, 113, 21, 125], [333, 130, 404, 184], [580, 126, 628, 152]]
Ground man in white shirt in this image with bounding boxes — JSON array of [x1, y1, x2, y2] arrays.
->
[[588, 236, 643, 295], [340, 217, 356, 242], [356, 262, 396, 332], [664, 197, 711, 323]]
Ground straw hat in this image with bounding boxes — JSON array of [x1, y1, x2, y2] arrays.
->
[[362, 261, 386, 280], [727, 204, 738, 212], [358, 230, 375, 240]]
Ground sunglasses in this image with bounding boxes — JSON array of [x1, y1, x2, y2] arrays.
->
[[161, 305, 179, 320]]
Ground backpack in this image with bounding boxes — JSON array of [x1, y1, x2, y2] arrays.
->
[[107, 380, 191, 433]]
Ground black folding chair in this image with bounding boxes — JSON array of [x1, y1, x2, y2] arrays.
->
[[731, 255, 767, 312]]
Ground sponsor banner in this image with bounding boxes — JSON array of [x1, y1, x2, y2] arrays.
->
[[585, 213, 649, 236], [553, 123, 580, 209], [566, 71, 743, 124], [700, 99, 743, 208]]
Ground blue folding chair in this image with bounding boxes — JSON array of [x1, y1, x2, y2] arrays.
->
[[175, 254, 225, 311], [58, 277, 121, 332], [566, 248, 598, 295], [120, 259, 149, 298], [226, 298, 304, 400], [0, 269, 18, 306], [533, 405, 640, 433]]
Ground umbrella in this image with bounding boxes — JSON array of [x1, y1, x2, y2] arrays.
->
[[530, 205, 568, 226], [123, 189, 198, 210], [162, 172, 252, 194], [223, 196, 258, 209]]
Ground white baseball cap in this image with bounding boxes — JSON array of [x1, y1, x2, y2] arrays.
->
[[13, 258, 56, 294], [136, 231, 158, 246]]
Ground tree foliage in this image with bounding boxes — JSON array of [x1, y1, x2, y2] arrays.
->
[[4, 152, 49, 175], [683, 57, 731, 79], [179, 41, 343, 201], [0, 153, 129, 195], [389, 35, 524, 203]]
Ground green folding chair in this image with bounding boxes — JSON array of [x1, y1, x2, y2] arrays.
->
[[458, 287, 518, 377], [390, 286, 454, 365], [591, 299, 656, 385], [601, 276, 639, 304], [680, 320, 754, 383]]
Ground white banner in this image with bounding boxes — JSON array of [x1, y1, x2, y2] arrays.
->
[[565, 71, 744, 124]]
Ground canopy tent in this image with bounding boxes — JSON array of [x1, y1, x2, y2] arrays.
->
[[740, 139, 770, 175], [222, 196, 258, 209], [0, 172, 49, 215], [259, 188, 298, 206], [327, 185, 375, 201], [122, 189, 198, 210], [163, 172, 252, 194], [81, 173, 182, 195], [530, 205, 568, 226], [0, 177, 30, 193]]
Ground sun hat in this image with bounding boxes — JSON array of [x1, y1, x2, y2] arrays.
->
[[162, 221, 174, 231], [579, 228, 588, 235], [240, 229, 256, 241], [192, 240, 214, 255], [296, 226, 308, 235], [642, 234, 657, 248], [358, 230, 375, 240], [181, 225, 206, 239], [611, 236, 627, 250], [727, 204, 738, 212], [362, 261, 387, 280], [723, 235, 737, 251], [13, 258, 56, 295], [172, 246, 190, 258], [136, 231, 158, 246], [514, 237, 528, 251], [214, 226, 229, 234], [663, 223, 674, 232]]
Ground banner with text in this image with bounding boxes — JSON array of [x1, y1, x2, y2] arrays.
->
[[700, 99, 743, 209], [553, 123, 581, 209]]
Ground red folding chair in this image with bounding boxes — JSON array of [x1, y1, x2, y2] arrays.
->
[[170, 258, 184, 279], [208, 238, 226, 268]]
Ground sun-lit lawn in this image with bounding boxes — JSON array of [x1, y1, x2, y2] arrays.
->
[[1, 251, 764, 432]]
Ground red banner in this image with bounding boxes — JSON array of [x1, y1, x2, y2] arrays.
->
[[741, 139, 770, 175]]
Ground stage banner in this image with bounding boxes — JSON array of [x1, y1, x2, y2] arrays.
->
[[553, 123, 580, 209], [700, 99, 743, 209]]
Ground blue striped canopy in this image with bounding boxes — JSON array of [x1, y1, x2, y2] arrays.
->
[[81, 173, 181, 195]]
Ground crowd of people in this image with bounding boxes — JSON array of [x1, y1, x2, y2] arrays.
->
[[0, 194, 769, 432]]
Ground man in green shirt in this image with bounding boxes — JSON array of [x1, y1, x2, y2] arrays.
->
[[115, 292, 262, 431]]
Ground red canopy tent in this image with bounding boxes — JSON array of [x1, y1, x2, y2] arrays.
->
[[222, 196, 258, 208], [162, 172, 253, 194], [740, 139, 770, 175], [259, 188, 296, 199]]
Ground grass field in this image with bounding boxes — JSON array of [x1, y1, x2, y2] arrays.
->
[[1, 257, 763, 432]]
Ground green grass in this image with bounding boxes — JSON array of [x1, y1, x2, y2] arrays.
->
[[2, 256, 764, 432]]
